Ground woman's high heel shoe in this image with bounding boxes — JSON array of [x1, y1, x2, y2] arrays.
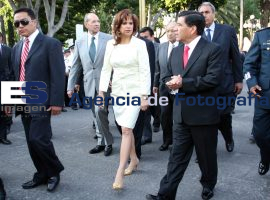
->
[[124, 159, 139, 176], [112, 182, 123, 190]]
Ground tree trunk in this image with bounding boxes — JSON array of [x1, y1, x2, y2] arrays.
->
[[0, 16, 7, 44], [43, 0, 70, 37], [7, 20, 15, 46], [147, 4, 152, 27], [260, 0, 270, 28]]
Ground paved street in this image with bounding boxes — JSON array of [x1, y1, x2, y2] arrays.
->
[[1, 88, 270, 200]]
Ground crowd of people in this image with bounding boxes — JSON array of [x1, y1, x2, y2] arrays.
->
[[0, 1, 269, 200]]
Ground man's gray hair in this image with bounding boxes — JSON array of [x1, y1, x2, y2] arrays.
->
[[84, 13, 96, 23], [198, 2, 216, 13]]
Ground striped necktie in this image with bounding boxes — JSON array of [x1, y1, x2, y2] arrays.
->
[[19, 38, 30, 81]]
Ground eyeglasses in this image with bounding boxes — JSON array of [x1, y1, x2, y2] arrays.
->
[[14, 19, 32, 28]]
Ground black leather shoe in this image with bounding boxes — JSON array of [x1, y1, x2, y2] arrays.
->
[[22, 179, 46, 189], [92, 122, 96, 130], [153, 126, 160, 132], [93, 135, 98, 140], [159, 144, 169, 151], [226, 140, 234, 152], [104, 145, 113, 156], [47, 175, 60, 192], [0, 139, 11, 145], [0, 179, 6, 200], [201, 187, 214, 200], [258, 161, 269, 175], [146, 194, 166, 200], [146, 194, 162, 200], [89, 145, 105, 154], [71, 106, 78, 110], [141, 139, 152, 145]]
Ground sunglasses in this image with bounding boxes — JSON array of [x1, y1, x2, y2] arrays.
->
[[14, 19, 32, 28]]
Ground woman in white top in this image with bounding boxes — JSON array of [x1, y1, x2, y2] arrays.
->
[[99, 9, 150, 190]]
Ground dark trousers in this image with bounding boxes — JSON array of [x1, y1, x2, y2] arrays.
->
[[0, 177, 5, 195], [150, 103, 160, 128], [0, 111, 7, 140], [158, 122, 218, 200], [253, 106, 270, 164], [218, 94, 235, 143], [116, 110, 145, 159], [160, 92, 174, 145], [21, 112, 64, 181]]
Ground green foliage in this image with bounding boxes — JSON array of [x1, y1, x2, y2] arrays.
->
[[0, 0, 17, 46], [160, 0, 227, 13], [53, 0, 100, 43]]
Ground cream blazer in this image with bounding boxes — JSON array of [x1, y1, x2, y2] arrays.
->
[[99, 36, 151, 97]]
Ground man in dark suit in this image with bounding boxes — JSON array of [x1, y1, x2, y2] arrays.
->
[[198, 2, 243, 152], [243, 27, 270, 176], [146, 11, 222, 200], [153, 22, 178, 151], [139, 27, 161, 143], [11, 8, 65, 192], [0, 32, 12, 145]]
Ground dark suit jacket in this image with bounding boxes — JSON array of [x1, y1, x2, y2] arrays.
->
[[0, 44, 12, 105], [244, 27, 270, 109], [11, 33, 65, 111], [138, 37, 155, 91], [163, 38, 222, 125], [204, 23, 242, 95]]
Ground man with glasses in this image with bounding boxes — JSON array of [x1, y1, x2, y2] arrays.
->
[[11, 8, 65, 192]]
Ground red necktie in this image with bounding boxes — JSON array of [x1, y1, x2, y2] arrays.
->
[[19, 38, 30, 81], [183, 45, 189, 69]]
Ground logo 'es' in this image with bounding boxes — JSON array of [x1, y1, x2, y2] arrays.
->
[[1, 81, 48, 104]]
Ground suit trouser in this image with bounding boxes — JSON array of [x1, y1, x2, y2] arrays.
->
[[0, 111, 7, 140], [158, 122, 218, 200], [115, 110, 145, 159], [142, 93, 161, 140], [95, 104, 113, 146], [253, 106, 270, 164], [142, 109, 152, 140], [218, 93, 235, 143], [21, 112, 64, 180], [160, 92, 174, 145]]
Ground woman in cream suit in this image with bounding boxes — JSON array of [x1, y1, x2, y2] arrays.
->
[[99, 9, 151, 189]]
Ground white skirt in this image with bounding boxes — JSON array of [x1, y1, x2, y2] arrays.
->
[[113, 104, 140, 129]]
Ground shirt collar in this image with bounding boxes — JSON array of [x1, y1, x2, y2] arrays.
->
[[205, 22, 215, 32], [26, 29, 39, 44], [186, 36, 201, 50], [88, 32, 99, 39]]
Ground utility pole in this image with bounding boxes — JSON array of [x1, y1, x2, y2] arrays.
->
[[139, 0, 146, 28], [239, 0, 244, 50]]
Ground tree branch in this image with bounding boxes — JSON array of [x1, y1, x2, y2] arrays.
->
[[26, 0, 33, 9], [7, 0, 17, 11], [43, 0, 51, 23], [50, 0, 70, 36], [50, 0, 56, 28]]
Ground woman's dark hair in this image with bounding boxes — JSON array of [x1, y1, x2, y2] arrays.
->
[[113, 9, 139, 45]]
